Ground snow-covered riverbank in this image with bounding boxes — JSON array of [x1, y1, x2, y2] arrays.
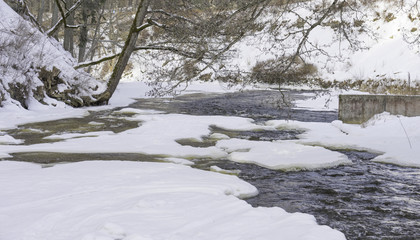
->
[[1, 81, 419, 240], [0, 160, 348, 240]]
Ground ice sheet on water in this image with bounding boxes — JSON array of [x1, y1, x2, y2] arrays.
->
[[217, 138, 351, 171]]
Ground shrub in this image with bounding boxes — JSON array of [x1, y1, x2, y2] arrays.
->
[[251, 57, 317, 85]]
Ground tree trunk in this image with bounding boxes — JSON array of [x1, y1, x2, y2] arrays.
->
[[50, 0, 59, 39], [78, 3, 89, 62], [86, 3, 106, 73], [95, 0, 151, 103], [63, 0, 75, 56], [37, 0, 45, 25]]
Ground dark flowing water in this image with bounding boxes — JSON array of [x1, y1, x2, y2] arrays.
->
[[144, 90, 420, 240], [209, 152, 420, 240], [129, 89, 338, 123], [3, 89, 420, 239]]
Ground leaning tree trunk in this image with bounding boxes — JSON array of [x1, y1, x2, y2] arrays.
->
[[95, 0, 151, 104]]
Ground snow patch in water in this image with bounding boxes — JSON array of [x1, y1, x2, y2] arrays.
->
[[217, 139, 350, 171], [162, 157, 194, 165]]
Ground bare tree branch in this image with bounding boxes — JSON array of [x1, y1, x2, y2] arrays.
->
[[47, 0, 84, 37], [135, 22, 152, 32], [76, 53, 120, 69], [75, 44, 202, 69], [279, 0, 340, 77]]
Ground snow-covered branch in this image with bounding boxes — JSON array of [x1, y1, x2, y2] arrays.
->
[[135, 22, 152, 32], [47, 0, 84, 37]]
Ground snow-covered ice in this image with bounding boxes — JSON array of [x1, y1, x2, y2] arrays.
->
[[0, 160, 345, 240], [217, 138, 350, 171], [0, 107, 355, 171]]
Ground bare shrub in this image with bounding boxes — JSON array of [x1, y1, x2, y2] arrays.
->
[[251, 57, 317, 85]]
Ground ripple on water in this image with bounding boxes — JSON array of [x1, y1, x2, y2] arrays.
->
[[205, 151, 420, 240]]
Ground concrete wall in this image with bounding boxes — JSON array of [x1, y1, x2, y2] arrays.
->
[[338, 95, 420, 124]]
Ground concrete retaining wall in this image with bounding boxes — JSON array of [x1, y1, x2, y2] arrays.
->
[[338, 95, 420, 124]]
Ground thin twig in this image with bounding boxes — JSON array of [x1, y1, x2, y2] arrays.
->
[[398, 116, 412, 149]]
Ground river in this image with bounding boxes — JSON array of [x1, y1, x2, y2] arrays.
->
[[5, 89, 420, 240]]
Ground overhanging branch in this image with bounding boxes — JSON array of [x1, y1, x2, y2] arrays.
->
[[280, 0, 340, 77], [75, 53, 120, 69], [75, 45, 203, 69]]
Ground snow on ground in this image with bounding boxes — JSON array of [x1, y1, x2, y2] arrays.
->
[[108, 81, 152, 106], [292, 91, 341, 112], [229, 0, 420, 84], [291, 89, 366, 112], [0, 160, 345, 240]]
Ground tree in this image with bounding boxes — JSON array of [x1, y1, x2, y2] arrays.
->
[[50, 1, 59, 39], [94, 0, 151, 103], [3, 0, 371, 107], [47, 0, 84, 37], [36, 0, 45, 24], [79, 0, 370, 103], [249, 0, 370, 88], [80, 0, 272, 103]]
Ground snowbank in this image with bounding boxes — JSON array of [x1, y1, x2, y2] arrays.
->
[[0, 161, 345, 240], [0, 0, 106, 108]]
